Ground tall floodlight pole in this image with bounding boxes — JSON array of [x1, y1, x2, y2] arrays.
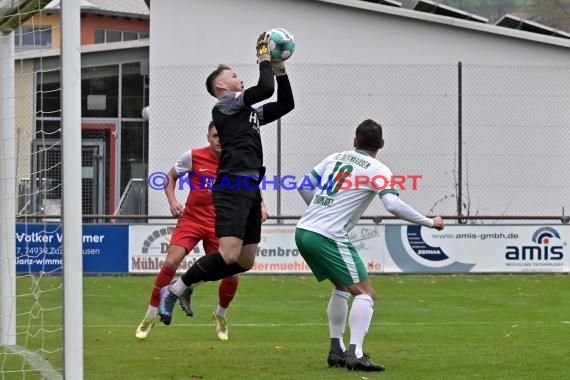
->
[[61, 0, 84, 378]]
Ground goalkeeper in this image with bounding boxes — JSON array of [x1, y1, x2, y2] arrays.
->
[[159, 32, 294, 322]]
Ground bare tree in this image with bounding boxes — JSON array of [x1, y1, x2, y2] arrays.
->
[[398, 0, 570, 30], [527, 0, 570, 32]]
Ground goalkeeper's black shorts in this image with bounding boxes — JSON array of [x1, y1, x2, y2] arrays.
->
[[212, 175, 262, 245]]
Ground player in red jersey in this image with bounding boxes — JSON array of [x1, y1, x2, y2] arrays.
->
[[136, 121, 268, 340]]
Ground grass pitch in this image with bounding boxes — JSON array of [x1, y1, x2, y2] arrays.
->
[[4, 274, 570, 379]]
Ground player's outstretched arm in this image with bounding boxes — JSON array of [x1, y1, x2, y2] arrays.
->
[[381, 193, 444, 230], [243, 33, 275, 106], [258, 65, 294, 125]]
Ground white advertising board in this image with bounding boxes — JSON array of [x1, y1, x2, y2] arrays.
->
[[129, 224, 569, 274], [128, 225, 205, 274], [253, 225, 385, 274], [383, 225, 569, 273]]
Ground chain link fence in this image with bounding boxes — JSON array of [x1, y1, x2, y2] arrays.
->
[[462, 64, 570, 219], [149, 62, 570, 223]]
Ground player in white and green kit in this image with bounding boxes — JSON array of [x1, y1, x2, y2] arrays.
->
[[295, 119, 444, 372]]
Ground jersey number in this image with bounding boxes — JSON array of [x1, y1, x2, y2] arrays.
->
[[320, 162, 353, 197]]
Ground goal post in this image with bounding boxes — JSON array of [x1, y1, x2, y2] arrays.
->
[[61, 0, 84, 377], [0, 28, 17, 347], [1, 0, 84, 377]]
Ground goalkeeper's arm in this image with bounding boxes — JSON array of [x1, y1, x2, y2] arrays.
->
[[258, 74, 295, 125], [243, 33, 275, 106], [243, 61, 274, 106]]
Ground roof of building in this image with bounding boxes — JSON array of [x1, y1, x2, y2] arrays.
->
[[496, 13, 570, 39], [413, 0, 488, 24], [318, 0, 570, 48], [0, 0, 38, 22], [44, 0, 149, 18], [0, 0, 28, 19], [7, 0, 569, 48]]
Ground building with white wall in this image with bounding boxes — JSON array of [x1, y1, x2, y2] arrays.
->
[[149, 0, 570, 220]]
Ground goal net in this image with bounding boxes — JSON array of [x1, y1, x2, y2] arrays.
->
[[1, 1, 66, 378]]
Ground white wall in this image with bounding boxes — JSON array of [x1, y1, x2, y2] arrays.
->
[[149, 0, 570, 218], [151, 0, 570, 65]]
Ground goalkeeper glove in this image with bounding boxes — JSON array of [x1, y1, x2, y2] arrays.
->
[[271, 60, 286, 77], [256, 32, 271, 63]]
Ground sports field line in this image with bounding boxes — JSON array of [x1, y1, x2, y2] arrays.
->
[[74, 320, 570, 328], [21, 321, 570, 330], [2, 345, 62, 380]]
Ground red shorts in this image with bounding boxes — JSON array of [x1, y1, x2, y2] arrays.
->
[[170, 214, 218, 254]]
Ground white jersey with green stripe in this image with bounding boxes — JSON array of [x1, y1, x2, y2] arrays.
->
[[297, 149, 399, 240]]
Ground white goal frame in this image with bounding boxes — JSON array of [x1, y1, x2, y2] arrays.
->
[[61, 0, 84, 378], [0, 26, 17, 349], [0, 0, 84, 378]]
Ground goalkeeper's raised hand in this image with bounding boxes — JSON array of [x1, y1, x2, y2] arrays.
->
[[271, 60, 286, 77], [256, 32, 271, 63]]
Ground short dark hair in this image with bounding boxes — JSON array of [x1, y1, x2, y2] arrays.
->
[[355, 119, 382, 150], [206, 64, 231, 97], [207, 120, 216, 132]]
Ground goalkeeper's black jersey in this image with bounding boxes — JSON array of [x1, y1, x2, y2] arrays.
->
[[212, 93, 264, 174]]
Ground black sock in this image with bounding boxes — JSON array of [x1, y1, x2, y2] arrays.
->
[[181, 252, 248, 285], [330, 338, 342, 352], [347, 344, 356, 355], [214, 262, 248, 280]]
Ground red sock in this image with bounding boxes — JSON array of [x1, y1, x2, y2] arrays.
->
[[218, 275, 239, 308], [149, 266, 177, 307]]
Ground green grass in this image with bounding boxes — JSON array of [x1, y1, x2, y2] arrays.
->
[[3, 274, 570, 379]]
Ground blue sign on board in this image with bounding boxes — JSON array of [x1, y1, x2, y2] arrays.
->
[[15, 224, 128, 273]]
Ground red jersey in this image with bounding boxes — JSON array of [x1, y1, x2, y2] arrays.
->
[[174, 146, 219, 222]]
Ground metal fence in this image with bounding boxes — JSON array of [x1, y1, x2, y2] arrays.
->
[[148, 62, 570, 223], [15, 59, 570, 223]]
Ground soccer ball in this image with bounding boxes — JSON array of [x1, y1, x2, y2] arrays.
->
[[267, 28, 295, 61], [141, 106, 149, 121]]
